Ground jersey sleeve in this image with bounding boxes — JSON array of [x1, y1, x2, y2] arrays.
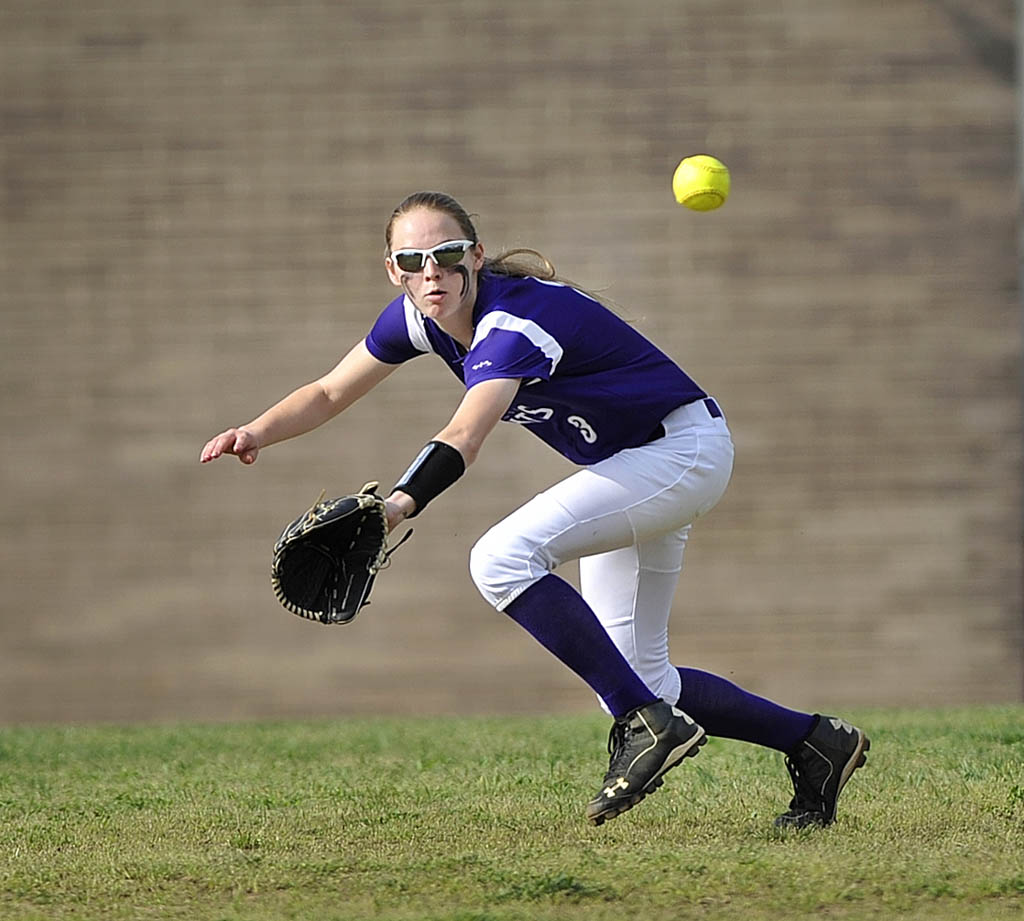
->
[[463, 311, 564, 388], [365, 296, 428, 364]]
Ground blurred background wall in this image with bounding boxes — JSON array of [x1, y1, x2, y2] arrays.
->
[[1, 0, 1020, 724]]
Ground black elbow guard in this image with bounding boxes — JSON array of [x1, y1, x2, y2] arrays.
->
[[392, 440, 466, 517]]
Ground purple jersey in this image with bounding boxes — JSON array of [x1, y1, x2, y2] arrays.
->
[[365, 273, 707, 464]]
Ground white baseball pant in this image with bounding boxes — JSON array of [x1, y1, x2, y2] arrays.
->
[[469, 399, 735, 711]]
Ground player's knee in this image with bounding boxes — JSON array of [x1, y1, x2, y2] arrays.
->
[[468, 540, 502, 608], [468, 531, 517, 608], [469, 525, 548, 610]]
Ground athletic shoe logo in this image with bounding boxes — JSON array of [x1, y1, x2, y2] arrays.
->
[[829, 718, 855, 734], [603, 777, 629, 798]]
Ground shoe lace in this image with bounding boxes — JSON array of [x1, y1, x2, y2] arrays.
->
[[783, 752, 822, 814], [605, 720, 631, 775]]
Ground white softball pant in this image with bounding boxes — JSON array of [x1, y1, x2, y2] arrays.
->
[[469, 399, 734, 711]]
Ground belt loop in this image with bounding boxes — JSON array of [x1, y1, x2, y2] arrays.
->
[[704, 398, 722, 419]]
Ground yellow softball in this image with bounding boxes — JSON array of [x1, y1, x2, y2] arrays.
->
[[672, 155, 730, 211]]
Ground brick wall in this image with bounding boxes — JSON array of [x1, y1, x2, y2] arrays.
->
[[1, 0, 1019, 722]]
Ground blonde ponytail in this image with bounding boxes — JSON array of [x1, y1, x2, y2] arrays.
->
[[482, 248, 557, 280]]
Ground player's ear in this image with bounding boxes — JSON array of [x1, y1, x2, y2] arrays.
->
[[385, 256, 403, 287], [472, 242, 485, 272]]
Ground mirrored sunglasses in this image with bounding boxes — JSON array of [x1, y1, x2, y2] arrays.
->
[[391, 239, 475, 273]]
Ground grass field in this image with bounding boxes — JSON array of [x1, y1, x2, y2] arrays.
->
[[0, 706, 1021, 920]]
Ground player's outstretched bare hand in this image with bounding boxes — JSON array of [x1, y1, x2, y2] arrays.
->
[[200, 427, 260, 465]]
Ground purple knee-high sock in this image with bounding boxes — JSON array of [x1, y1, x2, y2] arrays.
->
[[503, 575, 659, 717], [676, 667, 815, 752]]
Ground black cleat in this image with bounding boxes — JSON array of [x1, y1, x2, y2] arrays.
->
[[775, 715, 870, 828], [586, 700, 706, 826]]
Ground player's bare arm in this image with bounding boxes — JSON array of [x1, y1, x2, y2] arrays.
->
[[385, 377, 520, 527], [200, 340, 397, 464], [433, 377, 521, 465]]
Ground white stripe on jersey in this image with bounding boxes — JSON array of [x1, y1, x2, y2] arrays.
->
[[471, 310, 564, 375], [402, 296, 433, 353]]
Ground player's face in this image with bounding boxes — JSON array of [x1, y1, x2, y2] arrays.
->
[[386, 208, 484, 325]]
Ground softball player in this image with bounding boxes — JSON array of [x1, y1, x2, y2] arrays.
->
[[201, 191, 869, 827]]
